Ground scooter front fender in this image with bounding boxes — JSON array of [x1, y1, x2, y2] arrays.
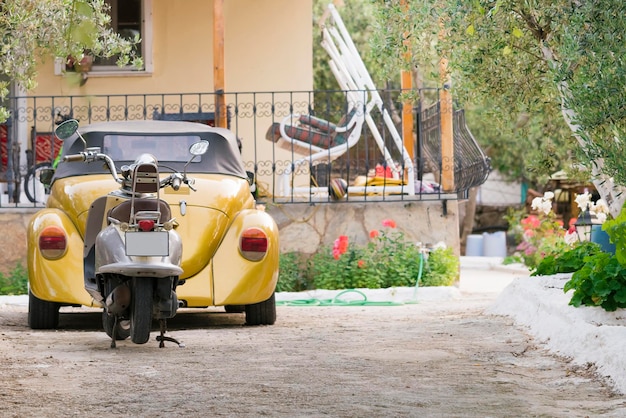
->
[[95, 225, 183, 278]]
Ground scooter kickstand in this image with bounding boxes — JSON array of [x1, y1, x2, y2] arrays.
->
[[110, 316, 118, 349], [156, 319, 184, 348]]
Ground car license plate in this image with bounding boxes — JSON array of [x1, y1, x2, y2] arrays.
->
[[125, 231, 169, 256]]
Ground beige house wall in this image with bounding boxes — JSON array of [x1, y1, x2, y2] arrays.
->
[[33, 0, 312, 95]]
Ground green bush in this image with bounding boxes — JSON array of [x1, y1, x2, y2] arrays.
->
[[422, 247, 458, 287], [276, 220, 459, 292], [0, 262, 28, 295], [564, 251, 626, 311], [276, 252, 310, 292], [531, 208, 626, 311], [532, 241, 603, 276]]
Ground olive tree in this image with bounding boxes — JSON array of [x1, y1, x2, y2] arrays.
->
[[371, 0, 626, 215], [0, 0, 140, 120]]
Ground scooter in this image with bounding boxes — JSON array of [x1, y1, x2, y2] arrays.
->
[[54, 119, 208, 348]]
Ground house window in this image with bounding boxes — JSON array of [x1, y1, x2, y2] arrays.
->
[[54, 0, 152, 75]]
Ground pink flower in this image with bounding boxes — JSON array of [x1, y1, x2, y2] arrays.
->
[[369, 230, 379, 239], [524, 245, 536, 256], [523, 229, 535, 238], [516, 241, 529, 251], [382, 219, 397, 228], [521, 215, 540, 230], [332, 235, 349, 259]]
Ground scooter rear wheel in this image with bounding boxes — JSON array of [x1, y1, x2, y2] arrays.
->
[[130, 277, 153, 344]]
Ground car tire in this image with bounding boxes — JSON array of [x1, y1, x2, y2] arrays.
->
[[28, 290, 60, 329], [102, 311, 131, 340], [224, 305, 245, 313], [130, 277, 153, 344], [245, 292, 276, 326]]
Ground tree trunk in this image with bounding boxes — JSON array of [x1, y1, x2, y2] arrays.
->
[[460, 187, 478, 255]]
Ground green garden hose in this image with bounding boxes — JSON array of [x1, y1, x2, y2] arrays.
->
[[277, 252, 425, 307]]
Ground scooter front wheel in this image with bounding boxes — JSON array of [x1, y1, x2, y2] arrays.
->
[[102, 311, 131, 341], [130, 277, 153, 344]]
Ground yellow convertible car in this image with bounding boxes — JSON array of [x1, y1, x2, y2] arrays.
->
[[27, 120, 279, 338]]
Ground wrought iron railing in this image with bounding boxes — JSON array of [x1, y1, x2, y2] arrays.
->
[[0, 89, 490, 207]]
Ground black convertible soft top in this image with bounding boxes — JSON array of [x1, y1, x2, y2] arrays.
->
[[53, 120, 248, 180]]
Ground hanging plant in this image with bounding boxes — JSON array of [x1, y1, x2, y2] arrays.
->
[[65, 54, 93, 73]]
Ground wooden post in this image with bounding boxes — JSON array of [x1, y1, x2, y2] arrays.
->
[[400, 0, 414, 162], [213, 0, 227, 128], [439, 18, 454, 192]]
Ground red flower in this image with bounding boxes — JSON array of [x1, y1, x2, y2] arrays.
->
[[382, 219, 397, 228], [357, 259, 365, 268], [521, 215, 540, 230], [332, 235, 349, 259], [369, 229, 379, 239]]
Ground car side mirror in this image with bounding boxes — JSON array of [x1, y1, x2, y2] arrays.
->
[[39, 168, 55, 187]]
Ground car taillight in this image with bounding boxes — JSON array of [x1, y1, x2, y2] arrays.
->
[[239, 227, 268, 261], [39, 226, 67, 260]]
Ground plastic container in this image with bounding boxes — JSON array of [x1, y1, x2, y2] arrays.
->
[[465, 234, 484, 256], [591, 225, 616, 254], [483, 231, 507, 257]]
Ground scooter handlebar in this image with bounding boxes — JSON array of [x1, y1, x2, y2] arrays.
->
[[63, 154, 86, 162], [171, 176, 182, 191]]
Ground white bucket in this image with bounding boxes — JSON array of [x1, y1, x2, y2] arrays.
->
[[465, 234, 484, 256], [483, 231, 507, 257]]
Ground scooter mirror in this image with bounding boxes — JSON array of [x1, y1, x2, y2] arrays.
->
[[55, 119, 79, 140], [189, 140, 209, 156]]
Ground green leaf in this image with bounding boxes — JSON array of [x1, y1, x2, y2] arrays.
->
[[613, 287, 626, 304]]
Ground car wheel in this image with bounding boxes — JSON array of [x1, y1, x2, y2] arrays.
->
[[245, 292, 276, 326], [102, 311, 131, 340], [28, 290, 60, 329], [130, 277, 153, 344], [224, 305, 245, 313]]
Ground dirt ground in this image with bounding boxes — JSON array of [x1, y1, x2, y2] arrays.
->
[[1, 292, 625, 417]]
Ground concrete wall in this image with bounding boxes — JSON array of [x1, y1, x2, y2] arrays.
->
[[268, 201, 460, 255], [0, 201, 460, 275], [0, 209, 35, 275]]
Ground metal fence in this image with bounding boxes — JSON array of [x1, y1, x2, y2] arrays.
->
[[0, 89, 490, 207]]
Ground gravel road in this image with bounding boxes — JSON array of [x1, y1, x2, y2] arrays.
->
[[0, 292, 624, 417]]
